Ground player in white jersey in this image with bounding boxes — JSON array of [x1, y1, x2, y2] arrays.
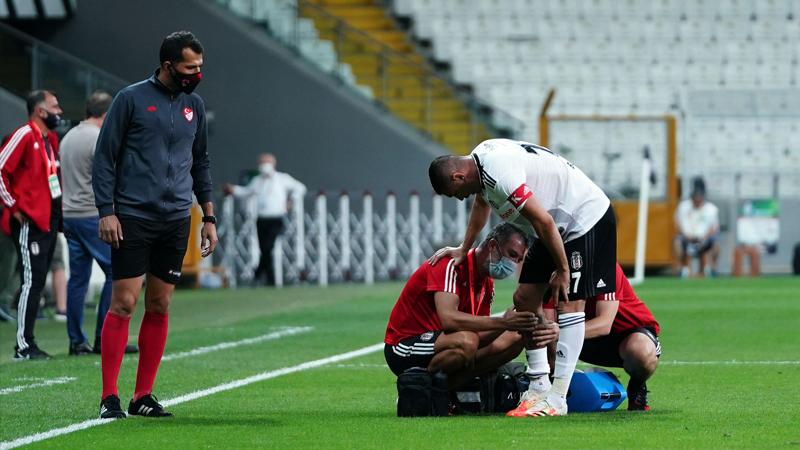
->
[[427, 138, 617, 417]]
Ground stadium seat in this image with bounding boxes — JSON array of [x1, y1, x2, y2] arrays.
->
[[393, 0, 798, 197]]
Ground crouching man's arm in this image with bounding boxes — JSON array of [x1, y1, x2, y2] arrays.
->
[[434, 293, 537, 333]]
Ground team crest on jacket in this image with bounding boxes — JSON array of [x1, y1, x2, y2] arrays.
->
[[183, 107, 193, 122], [30, 242, 40, 256], [570, 251, 583, 270], [420, 332, 435, 342]]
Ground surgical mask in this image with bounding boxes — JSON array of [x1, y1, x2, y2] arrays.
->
[[259, 163, 275, 176], [169, 65, 203, 94], [42, 109, 61, 130], [488, 244, 517, 279]]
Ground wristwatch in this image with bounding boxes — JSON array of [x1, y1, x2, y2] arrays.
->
[[202, 215, 217, 224]]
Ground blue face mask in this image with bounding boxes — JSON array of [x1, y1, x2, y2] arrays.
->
[[488, 244, 517, 279]]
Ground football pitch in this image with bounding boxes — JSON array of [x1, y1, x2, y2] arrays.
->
[[0, 276, 798, 449]]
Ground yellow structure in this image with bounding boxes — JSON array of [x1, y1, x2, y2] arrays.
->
[[538, 90, 678, 268], [300, 0, 492, 154], [181, 204, 204, 285]]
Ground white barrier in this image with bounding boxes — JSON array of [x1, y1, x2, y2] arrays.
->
[[219, 192, 469, 287]]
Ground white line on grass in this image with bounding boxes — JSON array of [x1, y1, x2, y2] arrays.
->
[[160, 326, 312, 362], [4, 322, 798, 450], [661, 360, 800, 366], [0, 342, 384, 450], [0, 377, 76, 396]]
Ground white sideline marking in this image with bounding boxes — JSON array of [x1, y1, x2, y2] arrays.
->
[[0, 342, 384, 450], [661, 360, 800, 366], [0, 377, 76, 396], [5, 319, 798, 450], [161, 326, 312, 362]]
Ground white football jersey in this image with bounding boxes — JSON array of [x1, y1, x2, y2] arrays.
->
[[470, 139, 610, 242]]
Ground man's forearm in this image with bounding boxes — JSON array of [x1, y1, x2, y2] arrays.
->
[[478, 329, 504, 346], [538, 220, 569, 272], [200, 201, 214, 217], [584, 318, 612, 339], [442, 312, 508, 333]]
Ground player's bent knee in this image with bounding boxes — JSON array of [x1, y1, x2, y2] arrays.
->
[[642, 352, 659, 374], [621, 333, 659, 377], [513, 284, 542, 310], [457, 332, 479, 357]]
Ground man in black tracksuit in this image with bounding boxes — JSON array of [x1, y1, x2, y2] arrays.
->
[[93, 31, 218, 419]]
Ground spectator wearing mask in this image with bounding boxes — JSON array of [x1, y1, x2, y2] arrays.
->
[[223, 153, 306, 286]]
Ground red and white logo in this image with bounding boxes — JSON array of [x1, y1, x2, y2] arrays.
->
[[183, 107, 194, 122], [146, 105, 157, 112], [508, 184, 533, 209]]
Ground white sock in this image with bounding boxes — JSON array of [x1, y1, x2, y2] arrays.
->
[[552, 312, 585, 398], [525, 348, 551, 392]]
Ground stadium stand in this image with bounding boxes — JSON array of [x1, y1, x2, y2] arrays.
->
[[393, 0, 800, 200], [218, 0, 515, 153], [0, 0, 75, 20]]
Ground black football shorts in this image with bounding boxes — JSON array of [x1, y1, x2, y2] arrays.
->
[[519, 205, 617, 301], [111, 214, 191, 284], [384, 331, 442, 376]]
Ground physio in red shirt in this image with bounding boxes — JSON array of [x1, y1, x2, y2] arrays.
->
[[385, 223, 557, 389], [545, 263, 661, 411]]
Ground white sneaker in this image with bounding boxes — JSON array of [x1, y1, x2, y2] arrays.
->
[[506, 389, 546, 417], [524, 393, 568, 417]]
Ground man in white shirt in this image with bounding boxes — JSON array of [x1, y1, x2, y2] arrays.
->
[[674, 180, 719, 278], [223, 154, 306, 286], [428, 139, 616, 417]]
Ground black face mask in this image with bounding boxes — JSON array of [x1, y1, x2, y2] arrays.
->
[[41, 109, 61, 130], [168, 65, 203, 94]]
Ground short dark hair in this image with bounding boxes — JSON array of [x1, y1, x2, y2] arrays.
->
[[26, 90, 53, 116], [159, 31, 204, 64], [85, 91, 112, 118], [691, 176, 706, 197], [428, 155, 458, 195], [486, 223, 529, 249]]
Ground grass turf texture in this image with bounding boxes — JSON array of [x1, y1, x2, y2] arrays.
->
[[1, 276, 799, 449]]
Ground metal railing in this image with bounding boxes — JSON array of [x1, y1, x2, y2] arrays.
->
[[0, 21, 128, 120], [218, 191, 496, 287], [214, 0, 525, 152]]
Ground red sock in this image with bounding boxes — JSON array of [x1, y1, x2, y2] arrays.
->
[[101, 312, 131, 399], [134, 311, 169, 401]]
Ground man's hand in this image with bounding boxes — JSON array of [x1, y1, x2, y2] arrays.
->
[[550, 269, 571, 304], [201, 222, 218, 257], [528, 320, 559, 349], [12, 211, 25, 224], [428, 245, 467, 266], [221, 183, 235, 196], [98, 215, 123, 249], [501, 308, 538, 332]]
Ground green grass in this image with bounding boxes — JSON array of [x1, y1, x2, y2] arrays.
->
[[1, 277, 799, 449]]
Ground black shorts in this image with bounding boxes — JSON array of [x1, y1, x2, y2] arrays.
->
[[519, 205, 617, 300], [111, 215, 191, 284], [580, 327, 662, 368], [384, 331, 442, 376], [679, 235, 718, 256]]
